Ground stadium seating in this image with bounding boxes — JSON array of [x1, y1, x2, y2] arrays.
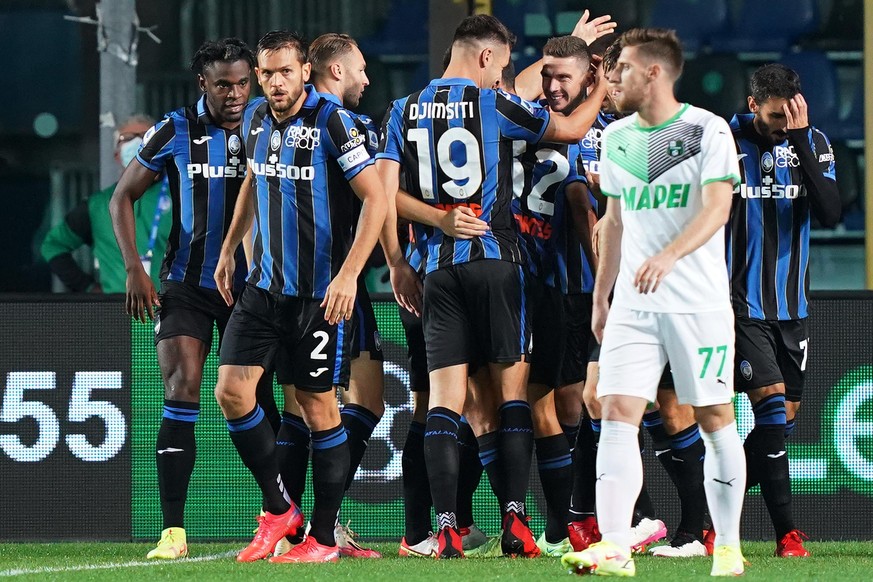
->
[[676, 55, 748, 121], [357, 0, 427, 59], [829, 81, 864, 142], [710, 0, 819, 54], [648, 0, 729, 53], [779, 51, 839, 132], [806, 0, 863, 52]]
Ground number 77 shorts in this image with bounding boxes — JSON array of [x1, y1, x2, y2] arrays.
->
[[219, 284, 355, 392], [597, 306, 735, 407]]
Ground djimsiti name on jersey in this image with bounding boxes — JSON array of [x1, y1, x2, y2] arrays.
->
[[408, 101, 476, 121]]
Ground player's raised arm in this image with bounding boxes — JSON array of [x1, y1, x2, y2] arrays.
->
[[215, 168, 254, 306], [540, 66, 608, 144]]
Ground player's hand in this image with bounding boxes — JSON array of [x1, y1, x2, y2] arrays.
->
[[214, 249, 236, 307], [591, 218, 603, 259], [439, 206, 489, 239], [125, 267, 160, 323], [784, 93, 809, 130], [592, 297, 610, 344], [322, 269, 357, 325], [634, 250, 678, 294], [571, 10, 617, 46], [390, 262, 423, 316]]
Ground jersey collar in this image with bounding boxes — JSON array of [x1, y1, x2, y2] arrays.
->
[[430, 77, 477, 87], [195, 94, 216, 125], [317, 91, 343, 106]]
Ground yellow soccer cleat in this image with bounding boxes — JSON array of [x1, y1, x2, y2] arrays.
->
[[562, 540, 635, 577], [537, 532, 573, 557], [710, 545, 747, 577], [146, 527, 189, 560]]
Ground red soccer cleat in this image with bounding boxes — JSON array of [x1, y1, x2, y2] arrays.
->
[[569, 516, 602, 552], [776, 529, 811, 557], [702, 528, 715, 556], [269, 535, 340, 563], [237, 504, 304, 562], [436, 527, 465, 559], [501, 512, 540, 558], [336, 522, 381, 558]]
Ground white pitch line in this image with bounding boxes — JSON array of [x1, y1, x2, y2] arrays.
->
[[0, 550, 237, 577]]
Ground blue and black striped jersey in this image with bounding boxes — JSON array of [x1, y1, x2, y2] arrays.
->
[[241, 87, 374, 299], [728, 113, 836, 320], [553, 150, 594, 295], [578, 111, 617, 182], [137, 94, 248, 290], [377, 78, 551, 274]]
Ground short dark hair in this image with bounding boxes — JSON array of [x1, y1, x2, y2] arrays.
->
[[452, 14, 516, 48], [602, 38, 622, 73], [256, 30, 308, 63], [588, 33, 618, 58], [190, 37, 254, 74], [501, 61, 516, 92], [543, 35, 591, 65], [750, 63, 801, 104], [442, 46, 452, 72], [619, 28, 684, 78], [309, 33, 358, 79]]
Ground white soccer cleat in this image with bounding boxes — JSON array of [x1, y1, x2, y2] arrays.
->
[[399, 533, 439, 557], [650, 539, 707, 557], [630, 518, 667, 553]]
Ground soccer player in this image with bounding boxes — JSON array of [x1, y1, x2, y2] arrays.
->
[[377, 14, 606, 558], [212, 30, 387, 563], [561, 29, 746, 576], [269, 32, 384, 559], [110, 38, 280, 559], [509, 36, 595, 557], [728, 64, 839, 558]]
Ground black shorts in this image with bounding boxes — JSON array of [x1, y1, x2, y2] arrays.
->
[[350, 279, 383, 361], [422, 261, 527, 373], [527, 280, 566, 389], [734, 315, 808, 402], [399, 305, 429, 392], [155, 280, 233, 349], [560, 293, 594, 386], [219, 284, 354, 392]]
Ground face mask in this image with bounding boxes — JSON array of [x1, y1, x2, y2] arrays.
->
[[119, 137, 143, 168]]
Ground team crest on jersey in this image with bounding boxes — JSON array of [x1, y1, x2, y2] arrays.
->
[[667, 140, 684, 157], [761, 151, 775, 173], [740, 360, 753, 381], [270, 129, 281, 151], [228, 134, 241, 155]]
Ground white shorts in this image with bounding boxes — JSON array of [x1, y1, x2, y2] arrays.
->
[[598, 306, 735, 407]]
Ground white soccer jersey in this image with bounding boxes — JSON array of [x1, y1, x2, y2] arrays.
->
[[600, 103, 740, 313]]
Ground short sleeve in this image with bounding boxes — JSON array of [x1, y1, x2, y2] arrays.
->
[[810, 127, 836, 181], [599, 128, 620, 198], [494, 91, 550, 144], [700, 116, 741, 187], [325, 107, 374, 181], [376, 100, 405, 163], [137, 118, 175, 172]]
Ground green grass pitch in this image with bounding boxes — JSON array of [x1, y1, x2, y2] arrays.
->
[[2, 541, 873, 580]]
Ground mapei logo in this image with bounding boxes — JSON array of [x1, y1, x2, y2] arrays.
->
[[580, 127, 603, 151], [228, 134, 241, 155], [285, 125, 321, 150], [774, 145, 800, 168]]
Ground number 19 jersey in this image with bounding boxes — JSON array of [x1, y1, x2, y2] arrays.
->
[[378, 78, 551, 274]]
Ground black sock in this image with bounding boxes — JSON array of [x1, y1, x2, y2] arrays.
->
[[425, 407, 460, 530], [536, 434, 573, 543], [670, 423, 706, 539], [309, 424, 350, 546], [561, 421, 580, 451], [498, 401, 534, 517], [275, 412, 311, 506], [340, 404, 380, 491], [227, 404, 289, 514], [456, 417, 483, 529], [749, 394, 794, 538], [255, 373, 281, 434], [402, 421, 432, 545], [157, 400, 198, 529], [643, 410, 677, 483], [633, 430, 655, 523], [477, 430, 502, 511], [570, 417, 598, 520]]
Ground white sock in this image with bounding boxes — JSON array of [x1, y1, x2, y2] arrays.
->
[[701, 422, 746, 548], [596, 420, 642, 553]]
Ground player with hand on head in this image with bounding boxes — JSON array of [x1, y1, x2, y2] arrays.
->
[[728, 63, 839, 558], [561, 28, 746, 577], [110, 38, 280, 560], [212, 30, 387, 564]]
